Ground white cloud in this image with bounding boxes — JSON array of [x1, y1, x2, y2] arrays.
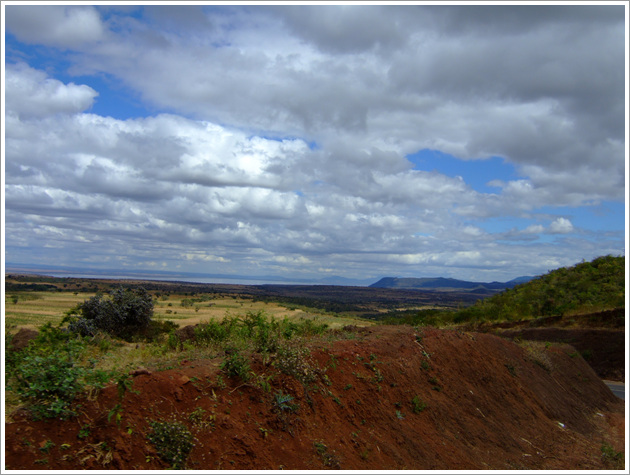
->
[[548, 218, 574, 234], [5, 63, 98, 119]]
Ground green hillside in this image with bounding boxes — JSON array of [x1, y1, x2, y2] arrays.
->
[[452, 255, 625, 324]]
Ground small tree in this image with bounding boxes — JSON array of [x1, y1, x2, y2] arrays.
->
[[68, 287, 154, 340]]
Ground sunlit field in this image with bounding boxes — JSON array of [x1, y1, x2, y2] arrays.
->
[[4, 290, 371, 331], [4, 291, 97, 329]]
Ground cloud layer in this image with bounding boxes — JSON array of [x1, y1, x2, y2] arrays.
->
[[3, 4, 626, 281]]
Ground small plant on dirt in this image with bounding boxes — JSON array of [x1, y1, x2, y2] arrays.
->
[[273, 391, 299, 413], [188, 407, 214, 429], [147, 420, 195, 469], [220, 350, 251, 381], [78, 425, 91, 439], [39, 440, 55, 453], [116, 372, 137, 399], [253, 372, 274, 393], [411, 395, 427, 414], [395, 410, 405, 420], [601, 442, 624, 469], [108, 403, 124, 426], [273, 342, 318, 384], [313, 440, 340, 469], [371, 368, 384, 383]]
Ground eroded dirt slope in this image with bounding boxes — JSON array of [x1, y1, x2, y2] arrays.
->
[[477, 309, 626, 382], [4, 326, 625, 470]]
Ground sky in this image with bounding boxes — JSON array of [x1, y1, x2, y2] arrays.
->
[[2, 2, 628, 284]]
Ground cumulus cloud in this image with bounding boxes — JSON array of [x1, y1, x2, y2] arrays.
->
[[548, 218, 575, 234], [3, 5, 626, 281], [5, 63, 98, 119]]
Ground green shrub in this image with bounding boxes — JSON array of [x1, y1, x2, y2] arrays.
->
[[147, 420, 194, 469], [411, 395, 427, 413], [14, 351, 86, 420], [67, 287, 154, 341], [194, 316, 239, 345], [601, 442, 624, 469], [220, 350, 251, 381], [6, 324, 111, 420]]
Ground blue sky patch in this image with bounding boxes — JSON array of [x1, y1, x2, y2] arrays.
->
[[407, 149, 521, 194]]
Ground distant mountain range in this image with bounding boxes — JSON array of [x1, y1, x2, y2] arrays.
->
[[5, 262, 534, 289], [369, 276, 535, 291]]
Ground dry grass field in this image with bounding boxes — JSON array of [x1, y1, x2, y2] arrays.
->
[[4, 290, 371, 332], [4, 291, 95, 329]]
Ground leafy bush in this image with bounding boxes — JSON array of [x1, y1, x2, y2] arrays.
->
[[147, 420, 194, 469], [6, 324, 110, 420], [220, 350, 251, 381], [68, 287, 154, 340], [193, 316, 239, 345]]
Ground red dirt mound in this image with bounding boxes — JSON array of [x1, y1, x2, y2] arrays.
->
[[3, 326, 625, 470]]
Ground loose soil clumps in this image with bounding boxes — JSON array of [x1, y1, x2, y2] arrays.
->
[[4, 326, 625, 470]]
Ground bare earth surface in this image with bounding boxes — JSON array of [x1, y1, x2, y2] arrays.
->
[[4, 325, 625, 470]]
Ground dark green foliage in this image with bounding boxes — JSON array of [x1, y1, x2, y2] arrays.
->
[[453, 255, 625, 323], [411, 395, 427, 413], [68, 287, 154, 340], [6, 324, 110, 420], [5, 283, 58, 292], [147, 420, 194, 469], [601, 442, 625, 469], [190, 312, 328, 352], [142, 319, 179, 342], [193, 316, 238, 344], [220, 350, 251, 381]]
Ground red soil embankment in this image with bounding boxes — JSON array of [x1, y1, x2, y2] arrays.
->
[[4, 326, 625, 470]]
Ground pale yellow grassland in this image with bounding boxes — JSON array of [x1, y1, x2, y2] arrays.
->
[[5, 291, 372, 332], [4, 291, 97, 330]]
